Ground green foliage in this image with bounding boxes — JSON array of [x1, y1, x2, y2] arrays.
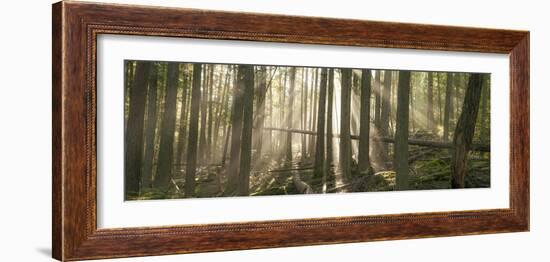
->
[[126, 188, 178, 201]]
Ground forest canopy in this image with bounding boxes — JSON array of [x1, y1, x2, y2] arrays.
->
[[123, 60, 491, 200]]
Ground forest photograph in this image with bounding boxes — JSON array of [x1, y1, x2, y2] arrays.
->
[[124, 60, 491, 200]]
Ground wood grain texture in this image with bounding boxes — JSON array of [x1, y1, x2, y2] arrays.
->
[[509, 35, 530, 226], [52, 2, 63, 260], [52, 1, 530, 261]]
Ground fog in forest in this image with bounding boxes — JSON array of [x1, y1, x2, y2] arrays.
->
[[123, 60, 490, 200]]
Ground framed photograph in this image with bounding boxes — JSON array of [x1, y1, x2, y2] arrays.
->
[[52, 1, 529, 261]]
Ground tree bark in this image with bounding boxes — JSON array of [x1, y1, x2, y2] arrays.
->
[[213, 66, 231, 161], [451, 74, 484, 188], [125, 61, 151, 196], [154, 63, 179, 191], [124, 61, 136, 133], [394, 71, 411, 190], [141, 62, 158, 190], [358, 69, 372, 174], [381, 71, 391, 135], [437, 73, 443, 126], [268, 74, 274, 156], [389, 72, 397, 135], [339, 68, 352, 179], [221, 124, 231, 168], [301, 69, 309, 158], [253, 66, 267, 162], [374, 70, 381, 128], [379, 70, 391, 159], [198, 65, 209, 164], [279, 71, 287, 154], [175, 65, 189, 168], [286, 67, 297, 162], [184, 64, 202, 197], [350, 72, 359, 158], [308, 69, 319, 156], [313, 68, 328, 182], [410, 74, 415, 133], [325, 69, 336, 186], [207, 65, 215, 159], [443, 73, 454, 141], [454, 73, 461, 121], [238, 65, 255, 196], [479, 76, 490, 143], [427, 72, 435, 133], [227, 66, 245, 194]]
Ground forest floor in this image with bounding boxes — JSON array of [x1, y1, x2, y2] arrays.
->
[[132, 132, 490, 200], [248, 146, 490, 196]]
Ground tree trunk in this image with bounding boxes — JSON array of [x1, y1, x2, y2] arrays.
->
[[308, 69, 319, 156], [443, 73, 454, 141], [124, 61, 136, 133], [141, 62, 159, 190], [253, 66, 267, 162], [125, 61, 151, 196], [351, 73, 360, 159], [374, 70, 381, 128], [268, 74, 274, 156], [339, 68, 352, 179], [409, 75, 415, 133], [451, 74, 484, 188], [207, 65, 215, 160], [150, 64, 167, 186], [313, 68, 328, 182], [381, 71, 391, 134], [358, 69, 372, 174], [221, 124, 231, 168], [286, 67, 297, 162], [325, 69, 336, 186], [154, 63, 179, 191], [394, 71, 411, 190], [389, 72, 397, 135], [279, 72, 287, 154], [213, 66, 231, 161], [479, 76, 490, 143], [301, 68, 309, 158], [454, 73, 461, 121], [175, 65, 189, 169], [437, 73, 443, 126], [380, 70, 391, 159], [198, 65, 209, 164], [427, 72, 435, 133], [238, 65, 255, 196], [184, 64, 202, 197], [227, 66, 245, 194]]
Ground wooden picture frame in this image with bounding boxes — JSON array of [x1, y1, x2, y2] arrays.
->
[[52, 1, 529, 261]]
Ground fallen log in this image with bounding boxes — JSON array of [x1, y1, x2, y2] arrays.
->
[[375, 137, 490, 152], [260, 126, 490, 152], [269, 166, 314, 173]]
